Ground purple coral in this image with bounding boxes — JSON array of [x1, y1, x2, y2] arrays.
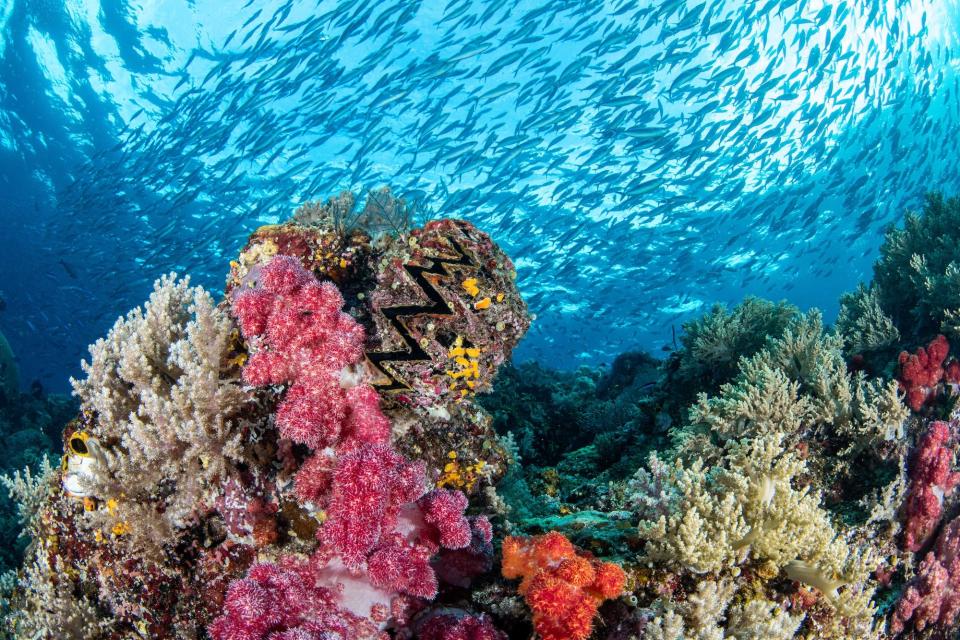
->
[[892, 517, 960, 633]]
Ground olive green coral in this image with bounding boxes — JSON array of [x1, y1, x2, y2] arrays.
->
[[664, 298, 799, 412], [679, 311, 907, 461], [873, 192, 960, 343], [835, 284, 900, 356]]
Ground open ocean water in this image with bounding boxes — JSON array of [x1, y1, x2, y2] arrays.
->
[[0, 0, 958, 383]]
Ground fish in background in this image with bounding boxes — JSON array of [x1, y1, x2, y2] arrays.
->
[[0, 0, 956, 384]]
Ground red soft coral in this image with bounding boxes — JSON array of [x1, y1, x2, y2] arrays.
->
[[231, 255, 382, 451], [501, 531, 626, 640], [899, 335, 951, 411], [902, 421, 960, 552]]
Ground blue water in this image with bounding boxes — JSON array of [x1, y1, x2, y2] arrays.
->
[[1, 0, 959, 391]]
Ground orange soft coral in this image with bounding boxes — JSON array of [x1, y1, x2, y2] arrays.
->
[[501, 531, 626, 640]]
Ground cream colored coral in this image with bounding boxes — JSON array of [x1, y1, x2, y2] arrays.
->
[[70, 274, 250, 553], [638, 433, 841, 573], [5, 549, 106, 639], [642, 579, 803, 640], [682, 311, 907, 459], [724, 599, 803, 639]]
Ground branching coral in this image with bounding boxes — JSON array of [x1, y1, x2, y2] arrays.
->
[[642, 578, 805, 640], [292, 187, 416, 239], [836, 284, 900, 356], [4, 551, 107, 640], [0, 457, 55, 537], [873, 193, 960, 342], [635, 432, 857, 575], [681, 311, 908, 461], [501, 531, 626, 640], [666, 297, 799, 410], [70, 273, 250, 550]]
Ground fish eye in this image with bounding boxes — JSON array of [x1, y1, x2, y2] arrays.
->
[[70, 435, 89, 456]]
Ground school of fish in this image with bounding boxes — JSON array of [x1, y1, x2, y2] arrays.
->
[[0, 0, 958, 386]]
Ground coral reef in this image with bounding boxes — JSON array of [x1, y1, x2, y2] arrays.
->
[[13, 191, 960, 639], [1, 193, 533, 639]]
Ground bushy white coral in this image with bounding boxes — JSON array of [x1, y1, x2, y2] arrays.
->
[[70, 273, 250, 550], [641, 578, 803, 640]]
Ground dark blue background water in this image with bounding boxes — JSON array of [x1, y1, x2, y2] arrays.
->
[[2, 0, 959, 391]]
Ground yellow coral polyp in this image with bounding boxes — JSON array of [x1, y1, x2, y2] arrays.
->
[[462, 277, 480, 297], [446, 336, 482, 397], [437, 457, 486, 491], [226, 353, 248, 369], [474, 297, 491, 310], [111, 521, 130, 536]]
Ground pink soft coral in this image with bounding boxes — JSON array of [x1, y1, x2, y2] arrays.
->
[[892, 517, 960, 634], [232, 255, 389, 450], [321, 448, 474, 599], [208, 557, 385, 640], [902, 421, 960, 552], [417, 612, 507, 640], [323, 443, 426, 567]]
